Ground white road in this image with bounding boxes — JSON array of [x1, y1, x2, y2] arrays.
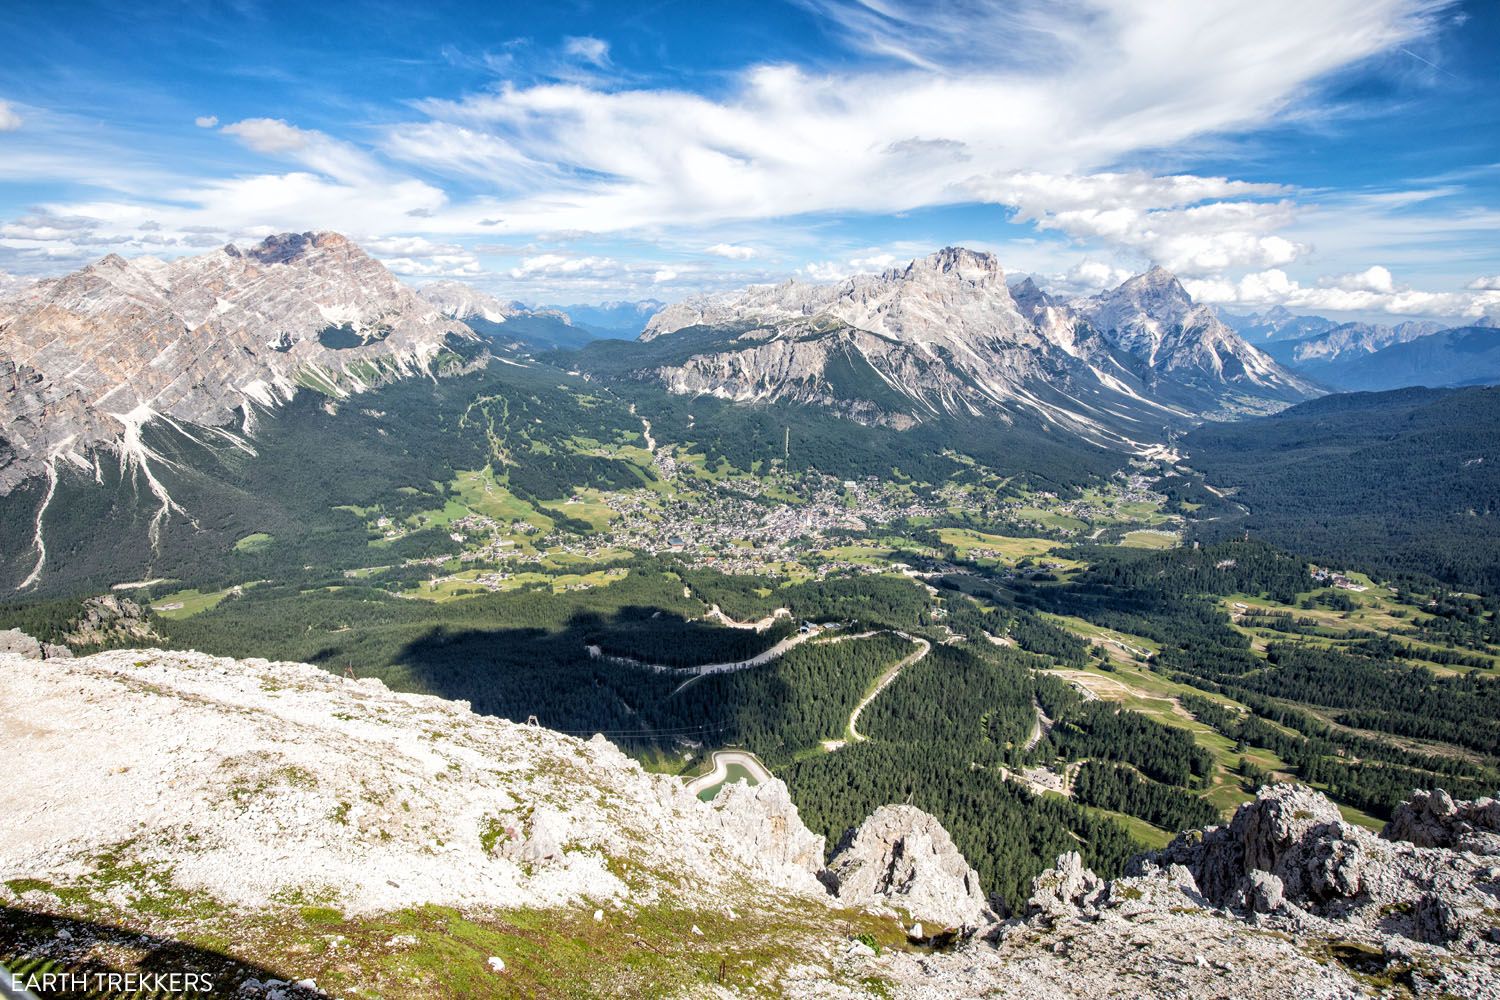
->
[[842, 633, 931, 745]]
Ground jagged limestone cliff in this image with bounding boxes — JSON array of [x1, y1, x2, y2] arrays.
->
[[1, 647, 1496, 998]]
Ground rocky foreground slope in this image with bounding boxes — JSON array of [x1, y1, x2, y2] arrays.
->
[[1, 646, 1497, 998]]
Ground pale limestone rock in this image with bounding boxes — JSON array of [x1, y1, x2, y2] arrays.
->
[[1026, 851, 1105, 922], [708, 778, 825, 890], [0, 629, 44, 659], [821, 803, 994, 932], [0, 232, 475, 493]]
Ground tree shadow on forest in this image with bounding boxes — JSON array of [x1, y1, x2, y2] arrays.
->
[[392, 607, 794, 752]]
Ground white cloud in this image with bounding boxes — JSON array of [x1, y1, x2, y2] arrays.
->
[[0, 100, 22, 132], [849, 252, 898, 271], [1066, 260, 1134, 290], [380, 255, 482, 277], [508, 253, 618, 279], [222, 118, 390, 186], [705, 243, 757, 260], [8, 0, 1480, 306], [563, 36, 610, 67], [801, 260, 852, 282], [1468, 274, 1500, 291], [1185, 267, 1500, 319], [194, 115, 218, 129], [1327, 264, 1395, 293], [652, 268, 678, 283]]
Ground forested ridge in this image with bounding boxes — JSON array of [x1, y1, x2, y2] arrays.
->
[[1185, 386, 1500, 591]]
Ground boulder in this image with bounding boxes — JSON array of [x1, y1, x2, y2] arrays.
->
[[498, 806, 567, 866], [1141, 783, 1345, 905], [0, 629, 45, 659], [1139, 784, 1500, 951], [821, 804, 995, 932], [1026, 851, 1105, 922]]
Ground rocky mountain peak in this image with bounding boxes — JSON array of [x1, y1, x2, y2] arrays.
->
[[0, 232, 473, 503], [420, 279, 521, 327], [245, 230, 348, 265], [900, 246, 1003, 286]]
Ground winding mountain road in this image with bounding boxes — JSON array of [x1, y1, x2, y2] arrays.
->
[[839, 633, 931, 747]]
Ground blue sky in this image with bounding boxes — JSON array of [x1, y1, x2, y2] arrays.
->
[[0, 0, 1497, 319]]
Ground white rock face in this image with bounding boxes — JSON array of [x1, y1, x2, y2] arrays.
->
[[821, 803, 995, 932], [0, 232, 475, 493], [708, 778, 827, 887], [1074, 266, 1310, 392]]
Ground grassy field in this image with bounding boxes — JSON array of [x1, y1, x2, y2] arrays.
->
[[232, 532, 274, 554], [404, 567, 630, 602], [1120, 529, 1177, 549], [150, 584, 254, 620]]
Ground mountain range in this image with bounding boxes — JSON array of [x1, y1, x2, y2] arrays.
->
[[621, 249, 1315, 449], [0, 238, 1324, 514], [1217, 304, 1338, 343]]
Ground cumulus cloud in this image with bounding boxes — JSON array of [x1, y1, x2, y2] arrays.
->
[[1066, 260, 1135, 290], [0, 100, 22, 132], [705, 243, 757, 260], [508, 253, 618, 280], [194, 115, 218, 129], [1184, 266, 1500, 319], [1468, 274, 1500, 291], [801, 260, 852, 282], [1328, 264, 1396, 293], [388, 0, 1439, 239], [4, 0, 1473, 303]]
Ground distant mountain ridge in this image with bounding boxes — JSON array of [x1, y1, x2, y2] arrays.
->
[[1316, 325, 1500, 391], [1263, 319, 1445, 367], [625, 249, 1317, 449], [1217, 305, 1337, 343], [553, 299, 664, 338]]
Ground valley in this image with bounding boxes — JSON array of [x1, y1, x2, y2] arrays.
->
[[2, 233, 1498, 974]]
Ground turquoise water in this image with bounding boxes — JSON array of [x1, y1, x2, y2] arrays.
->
[[695, 762, 760, 801]]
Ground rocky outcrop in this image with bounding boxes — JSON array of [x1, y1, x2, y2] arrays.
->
[[1386, 789, 1500, 856], [0, 627, 70, 660], [820, 803, 995, 933], [708, 778, 826, 888], [63, 595, 157, 646], [1138, 784, 1500, 953]]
